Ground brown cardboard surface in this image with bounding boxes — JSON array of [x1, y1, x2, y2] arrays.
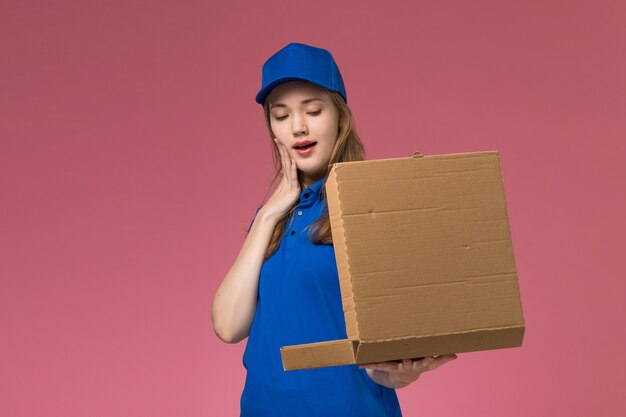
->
[[280, 151, 525, 371], [281, 340, 358, 370]]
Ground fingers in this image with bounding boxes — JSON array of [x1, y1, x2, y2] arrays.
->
[[273, 138, 288, 175], [359, 361, 401, 373], [274, 138, 298, 190], [274, 139, 290, 172], [415, 355, 457, 372], [359, 355, 458, 374], [416, 357, 435, 372], [290, 154, 298, 189], [426, 354, 457, 371]]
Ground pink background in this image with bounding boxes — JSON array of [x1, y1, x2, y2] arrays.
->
[[1, 0, 625, 416]]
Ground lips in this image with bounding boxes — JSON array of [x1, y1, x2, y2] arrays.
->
[[293, 141, 317, 155], [293, 140, 317, 149]]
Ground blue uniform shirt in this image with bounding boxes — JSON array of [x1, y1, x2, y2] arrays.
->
[[240, 176, 402, 417]]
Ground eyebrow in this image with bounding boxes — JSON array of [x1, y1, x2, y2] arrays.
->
[[269, 98, 324, 109]]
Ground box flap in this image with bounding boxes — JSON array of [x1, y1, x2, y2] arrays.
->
[[354, 325, 525, 364], [326, 151, 524, 342], [325, 168, 359, 339], [280, 339, 358, 371]]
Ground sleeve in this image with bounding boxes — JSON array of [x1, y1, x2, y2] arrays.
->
[[247, 206, 263, 231]]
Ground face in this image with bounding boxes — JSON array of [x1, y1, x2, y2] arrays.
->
[[266, 80, 340, 188]]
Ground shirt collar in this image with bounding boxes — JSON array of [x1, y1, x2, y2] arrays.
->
[[298, 176, 326, 208]]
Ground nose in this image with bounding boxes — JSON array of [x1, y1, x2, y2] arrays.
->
[[291, 113, 308, 137]]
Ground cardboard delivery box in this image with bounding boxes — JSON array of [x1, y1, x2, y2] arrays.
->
[[280, 150, 525, 371]]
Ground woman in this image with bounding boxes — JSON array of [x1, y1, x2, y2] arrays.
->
[[212, 42, 457, 417]]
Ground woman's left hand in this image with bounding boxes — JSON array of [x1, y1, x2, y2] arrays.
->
[[359, 354, 458, 389]]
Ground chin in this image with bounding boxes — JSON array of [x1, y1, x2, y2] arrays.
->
[[298, 164, 321, 174]]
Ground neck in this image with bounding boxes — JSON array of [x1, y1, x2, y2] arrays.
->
[[301, 171, 325, 188]]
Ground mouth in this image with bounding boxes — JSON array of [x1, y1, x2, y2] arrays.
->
[[293, 141, 317, 155]]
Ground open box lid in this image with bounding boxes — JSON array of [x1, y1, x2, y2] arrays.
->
[[280, 151, 525, 370]]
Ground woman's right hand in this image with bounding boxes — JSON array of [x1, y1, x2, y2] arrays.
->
[[259, 138, 301, 221]]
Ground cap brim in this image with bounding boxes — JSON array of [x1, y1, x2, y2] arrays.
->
[[255, 77, 336, 105]]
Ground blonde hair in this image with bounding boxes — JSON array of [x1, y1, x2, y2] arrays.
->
[[249, 91, 366, 261]]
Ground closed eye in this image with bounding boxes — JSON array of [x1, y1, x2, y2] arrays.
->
[[274, 110, 322, 121]]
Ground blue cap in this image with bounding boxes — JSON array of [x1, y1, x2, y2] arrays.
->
[[255, 42, 347, 105]]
